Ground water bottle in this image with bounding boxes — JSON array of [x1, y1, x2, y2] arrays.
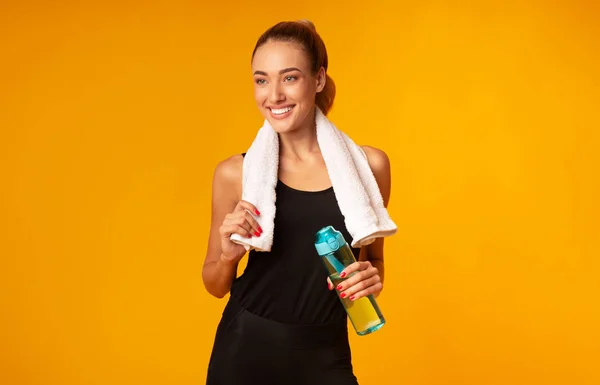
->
[[314, 225, 386, 336]]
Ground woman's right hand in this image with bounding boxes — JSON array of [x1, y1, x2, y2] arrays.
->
[[219, 200, 262, 263]]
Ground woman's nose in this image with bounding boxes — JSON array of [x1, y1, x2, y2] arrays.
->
[[268, 83, 285, 103]]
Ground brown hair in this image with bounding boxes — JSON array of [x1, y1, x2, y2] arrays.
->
[[251, 20, 336, 115]]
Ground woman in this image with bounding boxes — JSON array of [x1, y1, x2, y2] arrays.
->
[[203, 20, 392, 385]]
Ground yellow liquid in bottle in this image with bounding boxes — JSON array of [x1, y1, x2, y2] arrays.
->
[[330, 273, 385, 335]]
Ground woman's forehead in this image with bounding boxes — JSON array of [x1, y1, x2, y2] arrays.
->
[[252, 41, 311, 73]]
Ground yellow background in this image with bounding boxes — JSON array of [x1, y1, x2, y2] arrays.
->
[[1, 1, 599, 384]]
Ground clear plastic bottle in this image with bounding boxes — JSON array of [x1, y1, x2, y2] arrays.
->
[[314, 226, 386, 335]]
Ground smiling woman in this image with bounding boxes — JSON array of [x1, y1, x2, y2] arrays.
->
[[252, 19, 336, 120], [202, 20, 393, 385]]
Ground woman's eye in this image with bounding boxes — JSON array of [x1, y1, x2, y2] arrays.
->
[[284, 76, 297, 82], [255, 78, 266, 85]]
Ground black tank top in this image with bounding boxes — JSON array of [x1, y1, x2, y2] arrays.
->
[[230, 156, 360, 325]]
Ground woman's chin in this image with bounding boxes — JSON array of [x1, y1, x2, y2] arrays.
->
[[263, 108, 312, 134], [266, 117, 297, 134]]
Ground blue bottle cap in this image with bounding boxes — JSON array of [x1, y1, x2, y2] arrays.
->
[[314, 226, 347, 256]]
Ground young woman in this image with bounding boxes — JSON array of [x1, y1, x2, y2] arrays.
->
[[203, 20, 392, 385]]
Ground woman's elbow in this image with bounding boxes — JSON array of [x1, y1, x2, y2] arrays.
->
[[202, 281, 228, 299], [201, 273, 229, 299]]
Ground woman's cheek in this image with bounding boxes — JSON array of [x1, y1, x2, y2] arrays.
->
[[254, 88, 268, 105]]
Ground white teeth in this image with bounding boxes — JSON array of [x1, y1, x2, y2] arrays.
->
[[271, 106, 293, 115]]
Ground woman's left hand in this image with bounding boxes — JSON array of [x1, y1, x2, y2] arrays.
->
[[329, 261, 382, 301]]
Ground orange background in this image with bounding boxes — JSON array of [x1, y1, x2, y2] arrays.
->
[[1, 1, 599, 384]]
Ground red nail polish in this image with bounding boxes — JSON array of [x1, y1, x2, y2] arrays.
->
[[255, 209, 260, 215], [254, 231, 260, 237], [349, 295, 355, 301], [340, 293, 347, 298], [336, 285, 343, 291], [258, 226, 263, 233], [340, 272, 347, 278]]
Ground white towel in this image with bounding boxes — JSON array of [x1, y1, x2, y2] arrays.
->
[[230, 107, 397, 252]]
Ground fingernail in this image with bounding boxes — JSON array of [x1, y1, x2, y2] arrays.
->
[[258, 226, 263, 233], [254, 209, 260, 215], [328, 282, 333, 290], [349, 295, 355, 301], [340, 272, 347, 278], [254, 231, 260, 237], [336, 285, 343, 291], [340, 293, 347, 299]]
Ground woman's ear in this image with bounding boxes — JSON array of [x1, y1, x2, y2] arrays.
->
[[316, 67, 326, 93]]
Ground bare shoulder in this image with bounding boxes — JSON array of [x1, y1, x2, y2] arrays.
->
[[361, 145, 391, 205], [214, 154, 243, 181], [212, 154, 244, 199], [361, 145, 391, 174]]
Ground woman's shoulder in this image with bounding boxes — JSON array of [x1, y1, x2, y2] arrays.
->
[[212, 153, 244, 190], [360, 145, 390, 174], [360, 145, 392, 204]]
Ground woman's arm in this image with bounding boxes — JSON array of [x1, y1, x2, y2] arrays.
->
[[360, 145, 392, 287], [332, 145, 392, 300], [202, 154, 251, 298]]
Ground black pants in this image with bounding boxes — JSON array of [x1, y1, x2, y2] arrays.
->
[[206, 296, 359, 385]]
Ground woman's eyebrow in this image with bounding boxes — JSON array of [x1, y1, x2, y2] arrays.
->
[[253, 67, 302, 76]]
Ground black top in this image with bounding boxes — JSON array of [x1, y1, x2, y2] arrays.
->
[[230, 160, 360, 325]]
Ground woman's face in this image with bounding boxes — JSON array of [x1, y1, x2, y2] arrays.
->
[[251, 40, 325, 134]]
